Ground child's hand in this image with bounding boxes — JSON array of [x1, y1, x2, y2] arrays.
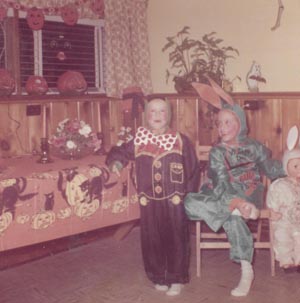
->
[[238, 201, 259, 220], [270, 209, 282, 221]]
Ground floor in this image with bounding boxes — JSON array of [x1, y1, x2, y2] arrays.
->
[[1, 225, 300, 303]]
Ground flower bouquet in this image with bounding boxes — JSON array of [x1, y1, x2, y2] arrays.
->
[[49, 118, 102, 160]]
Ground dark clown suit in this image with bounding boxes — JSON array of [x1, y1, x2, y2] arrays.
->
[[105, 127, 199, 285]]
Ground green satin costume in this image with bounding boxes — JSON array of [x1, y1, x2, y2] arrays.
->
[[184, 103, 285, 263]]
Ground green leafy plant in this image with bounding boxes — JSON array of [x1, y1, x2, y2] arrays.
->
[[162, 26, 239, 93]]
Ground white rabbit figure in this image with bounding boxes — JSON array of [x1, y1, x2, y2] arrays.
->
[[267, 125, 300, 271], [246, 61, 266, 92]]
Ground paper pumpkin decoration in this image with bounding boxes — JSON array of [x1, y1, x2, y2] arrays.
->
[[25, 75, 48, 95], [91, 0, 105, 18], [57, 71, 87, 95], [0, 7, 7, 21], [26, 7, 45, 30], [61, 4, 79, 26], [0, 69, 15, 96]]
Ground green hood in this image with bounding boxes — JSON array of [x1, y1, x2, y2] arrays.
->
[[221, 101, 248, 143]]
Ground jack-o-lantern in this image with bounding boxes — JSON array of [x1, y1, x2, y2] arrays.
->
[[0, 69, 15, 96], [25, 75, 48, 95], [65, 173, 89, 206], [0, 212, 12, 234], [74, 199, 100, 218], [57, 207, 72, 219], [26, 7, 45, 31], [31, 210, 55, 229], [16, 214, 30, 224], [61, 4, 78, 26], [57, 71, 87, 95], [91, 0, 104, 18], [0, 7, 7, 21]]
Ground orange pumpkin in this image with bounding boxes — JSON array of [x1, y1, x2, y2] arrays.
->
[[61, 4, 78, 26], [57, 71, 87, 95], [0, 69, 15, 96], [25, 75, 48, 95]]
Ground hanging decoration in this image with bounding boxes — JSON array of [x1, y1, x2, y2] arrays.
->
[[0, 7, 7, 21], [61, 4, 78, 26], [26, 7, 45, 30], [1, 0, 104, 20]]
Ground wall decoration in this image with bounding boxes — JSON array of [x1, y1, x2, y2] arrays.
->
[[0, 6, 7, 21], [90, 0, 104, 19], [25, 75, 48, 95], [0, 68, 15, 96], [26, 7, 45, 30], [271, 0, 284, 31], [57, 71, 87, 95], [246, 61, 266, 92], [61, 4, 79, 26]]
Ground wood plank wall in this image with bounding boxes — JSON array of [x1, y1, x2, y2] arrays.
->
[[1, 92, 300, 160]]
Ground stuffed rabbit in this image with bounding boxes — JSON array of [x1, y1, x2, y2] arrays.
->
[[267, 125, 300, 273]]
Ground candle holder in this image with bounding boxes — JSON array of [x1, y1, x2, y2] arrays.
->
[[95, 132, 106, 155], [37, 137, 53, 164]]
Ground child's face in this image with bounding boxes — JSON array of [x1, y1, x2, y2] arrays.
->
[[146, 99, 169, 134], [216, 110, 240, 144], [287, 158, 300, 180]]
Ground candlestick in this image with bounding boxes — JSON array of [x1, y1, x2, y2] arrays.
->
[[42, 104, 47, 138], [37, 137, 53, 164], [97, 102, 102, 132]]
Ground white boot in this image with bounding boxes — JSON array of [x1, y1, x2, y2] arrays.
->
[[155, 284, 168, 291], [231, 260, 254, 297], [166, 283, 183, 296]]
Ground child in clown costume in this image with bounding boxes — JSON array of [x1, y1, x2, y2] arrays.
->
[[267, 125, 300, 273], [105, 98, 199, 296], [184, 76, 284, 297]]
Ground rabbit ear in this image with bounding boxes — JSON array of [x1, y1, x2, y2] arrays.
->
[[287, 125, 299, 151], [205, 76, 235, 106], [191, 82, 222, 109]]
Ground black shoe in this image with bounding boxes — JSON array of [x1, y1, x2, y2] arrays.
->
[[297, 266, 300, 273], [283, 267, 296, 274]]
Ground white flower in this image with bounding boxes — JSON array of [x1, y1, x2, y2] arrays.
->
[[79, 124, 92, 137], [66, 140, 77, 149]]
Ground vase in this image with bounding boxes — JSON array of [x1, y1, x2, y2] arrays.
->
[[51, 146, 93, 160]]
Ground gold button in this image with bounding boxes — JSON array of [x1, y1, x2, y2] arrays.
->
[[139, 196, 148, 206], [154, 161, 162, 169], [171, 195, 181, 205], [154, 173, 162, 181], [154, 185, 162, 194]]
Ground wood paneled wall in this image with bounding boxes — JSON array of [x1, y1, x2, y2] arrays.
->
[[1, 92, 300, 159]]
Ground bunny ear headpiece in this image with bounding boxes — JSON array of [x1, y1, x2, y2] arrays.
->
[[282, 125, 300, 174], [191, 76, 234, 109], [286, 125, 299, 151]]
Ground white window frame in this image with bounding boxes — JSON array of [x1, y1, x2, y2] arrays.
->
[[9, 8, 105, 94]]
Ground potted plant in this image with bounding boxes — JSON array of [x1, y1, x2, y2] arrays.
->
[[162, 26, 239, 93]]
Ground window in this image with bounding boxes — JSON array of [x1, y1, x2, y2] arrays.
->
[[18, 16, 104, 93]]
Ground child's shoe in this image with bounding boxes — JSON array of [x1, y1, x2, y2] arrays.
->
[[155, 284, 168, 291], [166, 283, 183, 296]]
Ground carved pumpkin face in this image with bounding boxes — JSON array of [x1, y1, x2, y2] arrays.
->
[[26, 7, 45, 31], [0, 212, 12, 234], [25, 75, 48, 95], [57, 207, 72, 219], [74, 199, 99, 218], [57, 71, 87, 95], [0, 69, 15, 96], [91, 0, 104, 18], [0, 7, 7, 21], [31, 211, 55, 229], [61, 4, 78, 26]]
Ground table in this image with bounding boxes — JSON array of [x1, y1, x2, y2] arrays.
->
[[0, 155, 139, 251]]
